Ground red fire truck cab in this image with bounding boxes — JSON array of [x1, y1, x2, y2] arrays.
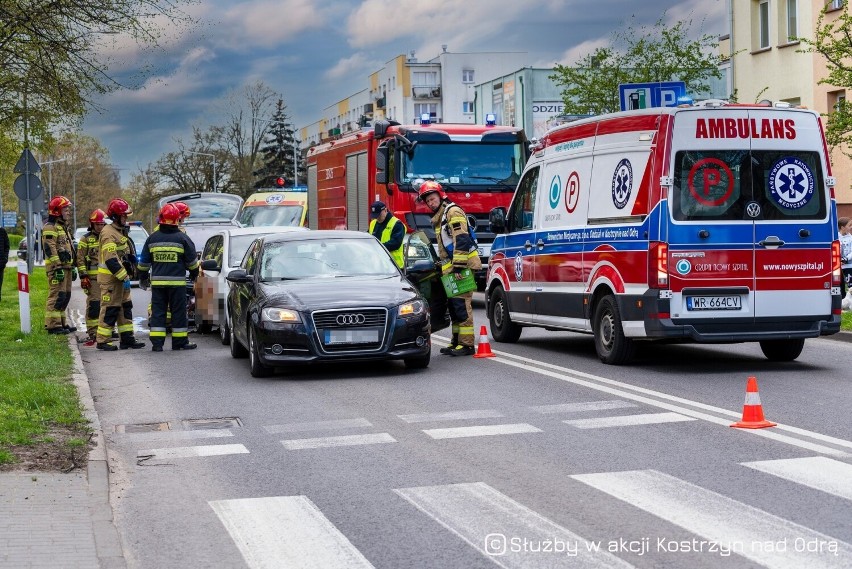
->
[[306, 117, 529, 287]]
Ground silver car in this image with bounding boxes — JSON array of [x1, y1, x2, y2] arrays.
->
[[194, 226, 308, 343]]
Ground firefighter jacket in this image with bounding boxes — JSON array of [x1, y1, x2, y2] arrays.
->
[[76, 231, 100, 278], [98, 223, 133, 282], [369, 214, 405, 267], [42, 217, 75, 273], [137, 225, 199, 286], [431, 200, 481, 275]]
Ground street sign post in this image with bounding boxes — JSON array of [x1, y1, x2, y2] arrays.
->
[[619, 81, 688, 111], [14, 148, 43, 275]]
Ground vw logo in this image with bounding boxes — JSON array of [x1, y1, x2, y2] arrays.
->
[[746, 201, 761, 218], [336, 313, 366, 325]]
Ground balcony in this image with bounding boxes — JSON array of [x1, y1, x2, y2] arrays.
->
[[376, 97, 386, 109], [412, 86, 441, 99]]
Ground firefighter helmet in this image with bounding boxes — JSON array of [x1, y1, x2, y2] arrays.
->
[[107, 198, 133, 218], [48, 196, 72, 217], [158, 203, 181, 226], [174, 201, 190, 221], [417, 180, 445, 202], [88, 209, 107, 228]]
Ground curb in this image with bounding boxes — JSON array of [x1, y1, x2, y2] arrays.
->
[[69, 336, 127, 568]]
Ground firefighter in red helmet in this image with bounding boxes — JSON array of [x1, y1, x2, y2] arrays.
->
[[137, 203, 199, 351], [418, 181, 482, 356], [76, 209, 107, 345], [95, 198, 144, 350], [42, 196, 76, 334]]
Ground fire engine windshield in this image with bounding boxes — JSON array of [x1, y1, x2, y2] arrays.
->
[[399, 142, 524, 191], [671, 150, 827, 221]]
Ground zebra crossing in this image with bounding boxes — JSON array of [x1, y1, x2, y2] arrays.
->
[[204, 456, 852, 569]]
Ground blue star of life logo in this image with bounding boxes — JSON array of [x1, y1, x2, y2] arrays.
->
[[611, 159, 633, 209], [768, 157, 814, 210], [514, 251, 523, 281]]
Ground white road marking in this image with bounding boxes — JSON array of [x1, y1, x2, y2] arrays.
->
[[423, 423, 542, 440], [264, 418, 373, 433], [572, 469, 852, 569], [394, 482, 634, 569], [136, 443, 249, 460], [530, 401, 639, 414], [123, 429, 234, 441], [563, 412, 696, 429], [209, 496, 375, 569], [398, 409, 504, 423], [281, 433, 396, 450], [742, 456, 852, 501]]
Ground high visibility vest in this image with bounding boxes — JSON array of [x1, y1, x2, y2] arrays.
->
[[369, 215, 404, 268]]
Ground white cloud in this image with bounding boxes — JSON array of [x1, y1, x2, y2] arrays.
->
[[104, 47, 216, 105], [324, 52, 375, 81], [552, 37, 611, 67], [218, 0, 325, 50]]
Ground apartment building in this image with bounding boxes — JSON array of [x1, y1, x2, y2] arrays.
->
[[731, 0, 851, 215]]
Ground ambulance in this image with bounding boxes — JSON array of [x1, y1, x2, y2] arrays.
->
[[238, 185, 308, 228], [486, 101, 842, 365]]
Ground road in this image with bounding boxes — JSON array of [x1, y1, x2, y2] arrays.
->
[[72, 291, 852, 569]]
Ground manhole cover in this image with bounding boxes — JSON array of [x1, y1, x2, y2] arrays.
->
[[116, 422, 170, 433], [182, 417, 242, 430]]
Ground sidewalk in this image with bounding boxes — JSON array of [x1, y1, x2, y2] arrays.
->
[[0, 336, 125, 569]]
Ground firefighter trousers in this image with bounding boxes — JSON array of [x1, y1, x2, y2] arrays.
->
[[84, 281, 101, 341], [45, 268, 72, 330], [448, 291, 474, 347], [149, 286, 190, 348], [96, 276, 135, 345]]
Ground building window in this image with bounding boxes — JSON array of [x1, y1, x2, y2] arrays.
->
[[829, 0, 845, 10], [830, 90, 847, 113], [413, 71, 437, 86], [462, 69, 475, 83], [759, 0, 770, 49], [414, 103, 438, 118], [786, 0, 797, 43], [462, 102, 474, 114]]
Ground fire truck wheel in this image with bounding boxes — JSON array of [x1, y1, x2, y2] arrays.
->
[[593, 295, 635, 365], [489, 286, 522, 343], [759, 338, 805, 362]]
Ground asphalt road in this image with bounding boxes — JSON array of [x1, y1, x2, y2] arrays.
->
[[72, 291, 852, 569]]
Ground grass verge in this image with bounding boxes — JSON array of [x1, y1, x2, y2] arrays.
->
[[0, 264, 91, 470]]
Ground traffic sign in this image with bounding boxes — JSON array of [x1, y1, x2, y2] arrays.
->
[[619, 81, 688, 111], [13, 173, 43, 200], [1, 211, 16, 227], [14, 148, 41, 174]]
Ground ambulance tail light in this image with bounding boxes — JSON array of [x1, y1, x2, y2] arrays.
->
[[832, 240, 842, 286], [649, 242, 668, 288]]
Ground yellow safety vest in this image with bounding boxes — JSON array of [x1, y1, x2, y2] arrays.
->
[[369, 215, 404, 268]]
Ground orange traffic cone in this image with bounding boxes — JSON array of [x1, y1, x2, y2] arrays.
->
[[731, 376, 776, 429], [473, 325, 496, 358]]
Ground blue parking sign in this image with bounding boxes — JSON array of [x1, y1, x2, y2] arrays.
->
[[619, 82, 688, 111]]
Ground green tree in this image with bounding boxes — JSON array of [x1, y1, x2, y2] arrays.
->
[[799, 6, 852, 156], [550, 17, 725, 115], [254, 98, 301, 189]]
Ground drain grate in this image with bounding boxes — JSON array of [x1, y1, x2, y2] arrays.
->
[[116, 422, 170, 433], [182, 417, 242, 430]]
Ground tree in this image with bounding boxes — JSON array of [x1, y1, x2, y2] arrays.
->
[[550, 17, 725, 116], [799, 7, 852, 156], [154, 126, 224, 195], [254, 98, 301, 189]]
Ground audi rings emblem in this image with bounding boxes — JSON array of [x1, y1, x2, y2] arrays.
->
[[336, 313, 366, 325]]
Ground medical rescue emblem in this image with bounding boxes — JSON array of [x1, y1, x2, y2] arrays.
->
[[514, 252, 524, 281], [768, 157, 814, 210], [266, 194, 284, 204], [611, 159, 632, 209]]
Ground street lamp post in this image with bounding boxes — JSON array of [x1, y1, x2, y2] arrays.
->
[[39, 157, 68, 201], [72, 166, 93, 234], [187, 151, 217, 192]]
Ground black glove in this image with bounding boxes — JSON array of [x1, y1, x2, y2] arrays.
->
[[58, 251, 72, 263], [71, 267, 78, 281], [139, 272, 151, 290]]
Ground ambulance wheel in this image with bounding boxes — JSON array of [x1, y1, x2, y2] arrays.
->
[[249, 326, 272, 377], [759, 339, 805, 362], [489, 287, 521, 343], [593, 295, 635, 365]]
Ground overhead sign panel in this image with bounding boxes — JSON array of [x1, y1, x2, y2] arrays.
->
[[619, 81, 687, 111]]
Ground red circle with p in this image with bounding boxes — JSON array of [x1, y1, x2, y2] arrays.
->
[[687, 158, 734, 206], [565, 171, 581, 213]]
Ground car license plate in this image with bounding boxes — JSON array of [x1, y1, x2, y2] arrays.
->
[[686, 296, 742, 311], [324, 328, 379, 344], [477, 243, 491, 258]]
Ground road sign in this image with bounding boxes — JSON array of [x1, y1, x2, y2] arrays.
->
[[13, 173, 43, 200], [619, 81, 688, 111], [14, 148, 41, 174], [1, 211, 16, 227]]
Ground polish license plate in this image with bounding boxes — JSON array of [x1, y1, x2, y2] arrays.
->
[[686, 296, 742, 311], [324, 328, 379, 344]]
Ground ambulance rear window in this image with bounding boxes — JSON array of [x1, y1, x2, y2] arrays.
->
[[672, 150, 826, 221]]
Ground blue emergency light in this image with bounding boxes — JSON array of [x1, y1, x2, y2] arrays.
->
[[485, 113, 497, 126], [420, 113, 431, 125]]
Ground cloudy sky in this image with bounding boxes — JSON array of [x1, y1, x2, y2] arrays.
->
[[82, 0, 728, 180]]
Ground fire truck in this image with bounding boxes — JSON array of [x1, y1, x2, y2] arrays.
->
[[306, 116, 529, 287]]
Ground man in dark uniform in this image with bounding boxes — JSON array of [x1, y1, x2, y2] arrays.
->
[[0, 226, 9, 297], [368, 200, 405, 268], [137, 203, 199, 351]]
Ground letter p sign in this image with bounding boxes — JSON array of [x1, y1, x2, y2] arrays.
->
[[660, 89, 677, 107]]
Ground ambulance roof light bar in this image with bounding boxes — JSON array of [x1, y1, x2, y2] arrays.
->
[[693, 99, 728, 108], [485, 113, 497, 126], [420, 113, 431, 125]]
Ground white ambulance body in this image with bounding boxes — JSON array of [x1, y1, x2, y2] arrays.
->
[[486, 102, 842, 364]]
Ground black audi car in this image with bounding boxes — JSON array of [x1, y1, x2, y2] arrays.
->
[[226, 230, 440, 377]]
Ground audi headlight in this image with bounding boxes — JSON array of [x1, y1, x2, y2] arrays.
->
[[262, 307, 301, 323], [398, 299, 425, 317]]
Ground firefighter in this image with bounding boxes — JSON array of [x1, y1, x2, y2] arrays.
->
[[138, 203, 199, 351], [174, 201, 191, 226], [76, 209, 107, 345], [96, 198, 145, 351], [418, 180, 481, 356], [42, 196, 77, 334], [369, 200, 405, 268]]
